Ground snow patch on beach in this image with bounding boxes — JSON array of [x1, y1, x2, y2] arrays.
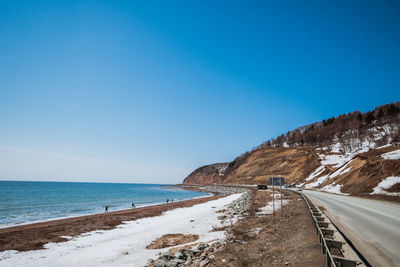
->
[[0, 194, 242, 267], [371, 176, 400, 196], [381, 149, 400, 160]]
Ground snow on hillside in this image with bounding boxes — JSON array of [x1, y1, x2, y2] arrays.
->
[[329, 160, 352, 178], [304, 175, 329, 189], [321, 184, 349, 195], [371, 176, 400, 196], [319, 153, 351, 168], [381, 149, 400, 160], [305, 166, 325, 182], [302, 154, 353, 192], [301, 122, 399, 194], [320, 123, 398, 157], [217, 165, 228, 176]]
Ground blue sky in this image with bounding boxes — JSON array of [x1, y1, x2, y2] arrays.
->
[[0, 1, 399, 183]]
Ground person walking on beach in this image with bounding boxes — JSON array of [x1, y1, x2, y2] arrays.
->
[[132, 202, 135, 209], [166, 199, 169, 203], [171, 198, 174, 203], [105, 205, 109, 213]]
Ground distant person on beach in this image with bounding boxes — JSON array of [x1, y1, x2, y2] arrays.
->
[[132, 202, 135, 209], [171, 198, 174, 202], [166, 199, 169, 203], [105, 206, 109, 213]]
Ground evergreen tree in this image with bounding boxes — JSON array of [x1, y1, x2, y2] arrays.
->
[[365, 112, 375, 124]]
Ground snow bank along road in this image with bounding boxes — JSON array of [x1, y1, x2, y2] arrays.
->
[[303, 190, 400, 267]]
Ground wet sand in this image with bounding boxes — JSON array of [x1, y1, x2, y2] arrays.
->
[[0, 196, 219, 252]]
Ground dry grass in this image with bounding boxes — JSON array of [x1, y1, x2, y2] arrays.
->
[[146, 234, 199, 249], [192, 190, 326, 267], [210, 225, 230, 232]]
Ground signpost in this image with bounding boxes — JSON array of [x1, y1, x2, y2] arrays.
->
[[269, 177, 285, 216], [272, 182, 275, 216], [280, 180, 284, 216]]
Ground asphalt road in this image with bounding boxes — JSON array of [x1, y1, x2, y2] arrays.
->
[[303, 190, 400, 267]]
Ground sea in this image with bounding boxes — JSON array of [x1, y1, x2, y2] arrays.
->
[[0, 181, 209, 228]]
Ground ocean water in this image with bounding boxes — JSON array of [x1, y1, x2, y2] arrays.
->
[[0, 181, 209, 228]]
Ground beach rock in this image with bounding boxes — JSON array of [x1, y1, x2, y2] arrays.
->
[[205, 247, 214, 253], [154, 259, 168, 267], [174, 251, 184, 259], [166, 259, 185, 267], [203, 185, 250, 196], [217, 214, 227, 220], [182, 249, 194, 259], [159, 252, 173, 260], [199, 259, 210, 267], [197, 243, 208, 251], [147, 259, 155, 266]]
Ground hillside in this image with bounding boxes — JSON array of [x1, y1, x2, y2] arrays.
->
[[182, 102, 400, 199], [182, 163, 229, 184]]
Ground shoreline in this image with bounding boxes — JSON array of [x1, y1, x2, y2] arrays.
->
[[0, 192, 213, 230], [0, 195, 220, 252]]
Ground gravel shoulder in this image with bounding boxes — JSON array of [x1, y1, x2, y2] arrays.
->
[[187, 189, 325, 267]]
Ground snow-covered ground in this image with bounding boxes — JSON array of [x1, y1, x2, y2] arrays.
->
[[0, 194, 243, 267], [381, 149, 400, 160], [296, 124, 399, 192], [320, 184, 349, 195], [305, 166, 325, 182], [256, 193, 289, 215], [371, 176, 400, 196], [319, 153, 351, 168], [329, 160, 352, 179], [305, 174, 329, 189]]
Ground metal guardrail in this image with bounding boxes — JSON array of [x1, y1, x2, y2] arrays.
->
[[298, 192, 363, 267]]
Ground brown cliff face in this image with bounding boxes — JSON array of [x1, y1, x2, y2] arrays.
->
[[182, 145, 400, 199], [182, 163, 229, 184], [223, 147, 320, 185], [182, 147, 321, 185]]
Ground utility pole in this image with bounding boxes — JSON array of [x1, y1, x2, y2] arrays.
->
[[280, 179, 283, 216], [272, 181, 275, 216]]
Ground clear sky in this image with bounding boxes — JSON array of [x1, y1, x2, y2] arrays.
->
[[0, 1, 399, 183]]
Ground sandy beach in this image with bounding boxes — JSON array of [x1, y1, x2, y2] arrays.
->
[[0, 195, 219, 252], [0, 194, 243, 266]]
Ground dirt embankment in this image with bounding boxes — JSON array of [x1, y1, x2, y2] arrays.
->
[[323, 146, 400, 200], [182, 147, 320, 185], [146, 234, 199, 249], [183, 163, 229, 184], [223, 147, 320, 185], [182, 145, 400, 200], [0, 196, 219, 252], [193, 190, 325, 266]]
